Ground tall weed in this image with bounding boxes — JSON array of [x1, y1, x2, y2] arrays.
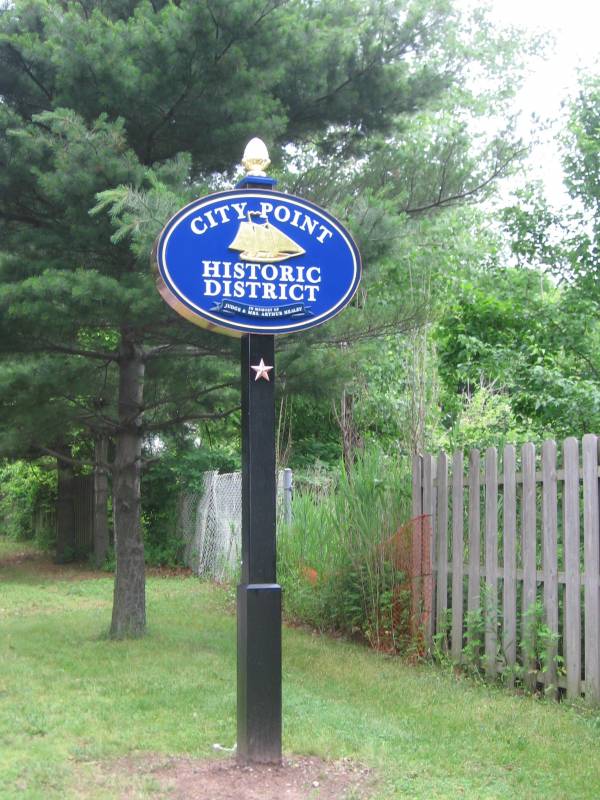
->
[[278, 447, 412, 649]]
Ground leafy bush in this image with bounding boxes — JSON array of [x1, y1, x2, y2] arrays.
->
[[0, 461, 56, 543], [141, 445, 237, 567], [278, 447, 412, 650]]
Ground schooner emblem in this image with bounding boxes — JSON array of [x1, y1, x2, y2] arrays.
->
[[229, 211, 305, 263]]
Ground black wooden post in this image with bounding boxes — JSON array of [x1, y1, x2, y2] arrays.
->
[[236, 170, 282, 764]]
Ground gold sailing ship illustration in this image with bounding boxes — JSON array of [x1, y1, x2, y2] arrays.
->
[[229, 211, 305, 262]]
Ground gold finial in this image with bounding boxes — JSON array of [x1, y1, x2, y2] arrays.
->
[[242, 137, 270, 177]]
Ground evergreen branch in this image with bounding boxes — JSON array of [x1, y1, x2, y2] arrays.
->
[[143, 343, 232, 358], [143, 75, 198, 163], [35, 445, 112, 473], [213, 0, 287, 61], [140, 381, 235, 413], [30, 340, 119, 361], [252, 0, 290, 29], [54, 394, 119, 432], [142, 1, 286, 162], [206, 2, 222, 41], [290, 23, 415, 123], [0, 210, 50, 228], [6, 43, 54, 101], [142, 405, 240, 432], [404, 151, 524, 215], [74, 1, 91, 21]]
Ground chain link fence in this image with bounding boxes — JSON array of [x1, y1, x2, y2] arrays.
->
[[180, 469, 292, 582]]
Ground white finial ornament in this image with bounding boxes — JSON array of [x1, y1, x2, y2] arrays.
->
[[242, 137, 270, 176]]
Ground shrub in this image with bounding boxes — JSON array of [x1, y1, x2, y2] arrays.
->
[[278, 446, 412, 651], [0, 461, 56, 543], [141, 445, 237, 567]]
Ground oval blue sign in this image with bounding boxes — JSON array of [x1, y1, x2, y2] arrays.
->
[[153, 189, 361, 336]]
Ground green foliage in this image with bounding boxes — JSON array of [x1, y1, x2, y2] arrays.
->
[[141, 444, 237, 567], [521, 600, 564, 690], [463, 606, 485, 672], [564, 72, 600, 216], [443, 384, 530, 453], [447, 594, 564, 698], [435, 258, 600, 444], [279, 447, 412, 649], [490, 71, 600, 449], [334, 561, 404, 644], [0, 460, 56, 543]]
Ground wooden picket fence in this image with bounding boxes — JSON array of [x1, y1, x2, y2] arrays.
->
[[412, 435, 600, 702]]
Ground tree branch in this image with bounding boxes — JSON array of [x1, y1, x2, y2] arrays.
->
[[290, 29, 413, 124], [28, 340, 119, 361], [143, 343, 233, 358], [6, 44, 53, 101], [297, 315, 423, 348], [404, 152, 523, 216], [143, 405, 240, 432], [54, 393, 119, 432], [35, 445, 112, 473], [141, 381, 236, 413], [0, 210, 50, 228]]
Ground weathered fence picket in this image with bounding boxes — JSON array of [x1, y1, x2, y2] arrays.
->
[[502, 444, 517, 687], [451, 451, 464, 661], [484, 447, 498, 678], [521, 442, 537, 691], [467, 448, 480, 658], [413, 435, 600, 703], [583, 435, 600, 703], [436, 452, 449, 647], [411, 453, 425, 634], [563, 437, 581, 699], [422, 453, 436, 648], [542, 440, 558, 698]]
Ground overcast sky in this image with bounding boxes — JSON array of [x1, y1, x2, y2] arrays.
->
[[457, 0, 600, 206]]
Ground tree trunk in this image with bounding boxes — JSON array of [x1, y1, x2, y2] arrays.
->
[[93, 436, 110, 568], [110, 333, 146, 638], [55, 447, 75, 563]]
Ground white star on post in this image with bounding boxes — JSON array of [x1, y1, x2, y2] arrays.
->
[[250, 358, 274, 382]]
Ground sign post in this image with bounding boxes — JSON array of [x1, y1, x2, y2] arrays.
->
[[237, 145, 280, 763], [238, 332, 280, 762], [153, 138, 361, 765]]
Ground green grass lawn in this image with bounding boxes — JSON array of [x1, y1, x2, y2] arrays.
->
[[1, 538, 600, 799]]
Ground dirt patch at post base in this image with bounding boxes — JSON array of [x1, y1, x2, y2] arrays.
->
[[96, 754, 374, 799]]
